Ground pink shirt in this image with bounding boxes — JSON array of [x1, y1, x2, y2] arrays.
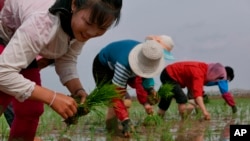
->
[[0, 0, 85, 101]]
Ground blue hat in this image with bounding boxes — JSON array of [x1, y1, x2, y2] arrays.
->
[[145, 35, 175, 60]]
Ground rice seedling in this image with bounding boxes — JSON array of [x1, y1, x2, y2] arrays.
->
[[160, 128, 175, 141], [157, 83, 174, 99], [64, 84, 121, 126], [139, 83, 174, 126], [47, 96, 250, 140], [143, 114, 163, 126], [0, 96, 249, 140]]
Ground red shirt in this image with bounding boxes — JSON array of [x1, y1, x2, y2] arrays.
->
[[166, 61, 208, 98]]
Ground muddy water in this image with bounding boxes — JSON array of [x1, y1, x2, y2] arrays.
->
[[1, 99, 249, 141], [34, 102, 250, 141], [44, 116, 240, 141]]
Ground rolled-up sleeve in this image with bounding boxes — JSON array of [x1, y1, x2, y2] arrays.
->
[[0, 13, 59, 102]]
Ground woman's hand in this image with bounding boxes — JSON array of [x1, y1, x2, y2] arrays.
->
[[73, 88, 88, 104], [144, 103, 153, 115], [30, 85, 78, 119], [203, 111, 211, 120], [50, 92, 78, 119], [146, 87, 159, 105], [71, 89, 90, 115], [64, 78, 89, 104], [195, 96, 210, 120]]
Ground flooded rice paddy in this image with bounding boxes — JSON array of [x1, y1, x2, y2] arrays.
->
[[0, 97, 249, 141]]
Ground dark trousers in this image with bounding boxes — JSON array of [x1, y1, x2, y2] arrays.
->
[[92, 54, 114, 86], [92, 54, 129, 121], [3, 103, 14, 127], [158, 69, 188, 111]]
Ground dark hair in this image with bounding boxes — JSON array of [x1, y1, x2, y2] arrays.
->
[[225, 66, 234, 81], [49, 0, 122, 38]]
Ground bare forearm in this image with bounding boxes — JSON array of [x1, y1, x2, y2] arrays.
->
[[195, 96, 210, 120], [30, 85, 78, 119], [195, 96, 207, 114], [29, 85, 55, 105], [64, 78, 88, 103], [64, 78, 85, 95]]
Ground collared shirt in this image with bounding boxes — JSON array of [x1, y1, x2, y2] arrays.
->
[[0, 0, 84, 101]]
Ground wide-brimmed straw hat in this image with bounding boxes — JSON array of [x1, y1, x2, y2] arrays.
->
[[146, 35, 175, 60], [128, 40, 165, 78]]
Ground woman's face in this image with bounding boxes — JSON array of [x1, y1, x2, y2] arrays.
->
[[71, 8, 114, 42]]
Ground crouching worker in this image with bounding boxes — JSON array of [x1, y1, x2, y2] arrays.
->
[[157, 61, 237, 120], [92, 36, 168, 137], [105, 76, 159, 132]]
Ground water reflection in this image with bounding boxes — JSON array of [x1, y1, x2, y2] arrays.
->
[[38, 115, 240, 141], [219, 118, 236, 141], [62, 118, 237, 141], [173, 120, 210, 141]]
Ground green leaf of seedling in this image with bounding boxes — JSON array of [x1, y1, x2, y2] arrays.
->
[[64, 83, 122, 126], [158, 83, 174, 99]]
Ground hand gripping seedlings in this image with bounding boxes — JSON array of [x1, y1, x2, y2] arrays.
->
[[64, 84, 122, 126]]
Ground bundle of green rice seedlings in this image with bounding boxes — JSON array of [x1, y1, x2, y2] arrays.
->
[[143, 114, 163, 126], [157, 83, 174, 99], [147, 88, 159, 105], [64, 84, 122, 126], [141, 83, 174, 126]]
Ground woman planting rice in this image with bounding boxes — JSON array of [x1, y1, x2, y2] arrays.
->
[[0, 0, 122, 140], [92, 35, 174, 137]]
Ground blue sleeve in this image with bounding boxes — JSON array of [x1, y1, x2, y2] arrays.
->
[[142, 78, 155, 89], [217, 80, 229, 94]]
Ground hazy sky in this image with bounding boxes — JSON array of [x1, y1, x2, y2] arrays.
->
[[41, 0, 250, 95]]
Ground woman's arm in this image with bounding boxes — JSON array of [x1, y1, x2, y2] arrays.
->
[[195, 96, 210, 120], [30, 85, 78, 119], [64, 78, 88, 104]]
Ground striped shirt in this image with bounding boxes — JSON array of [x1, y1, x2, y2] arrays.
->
[[98, 39, 142, 88]]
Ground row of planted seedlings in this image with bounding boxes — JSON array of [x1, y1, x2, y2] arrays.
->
[[1, 85, 250, 140], [40, 83, 121, 141], [128, 89, 250, 141], [35, 83, 177, 140]]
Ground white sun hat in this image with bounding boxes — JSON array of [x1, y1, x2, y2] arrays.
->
[[128, 40, 165, 78], [145, 35, 175, 60]]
